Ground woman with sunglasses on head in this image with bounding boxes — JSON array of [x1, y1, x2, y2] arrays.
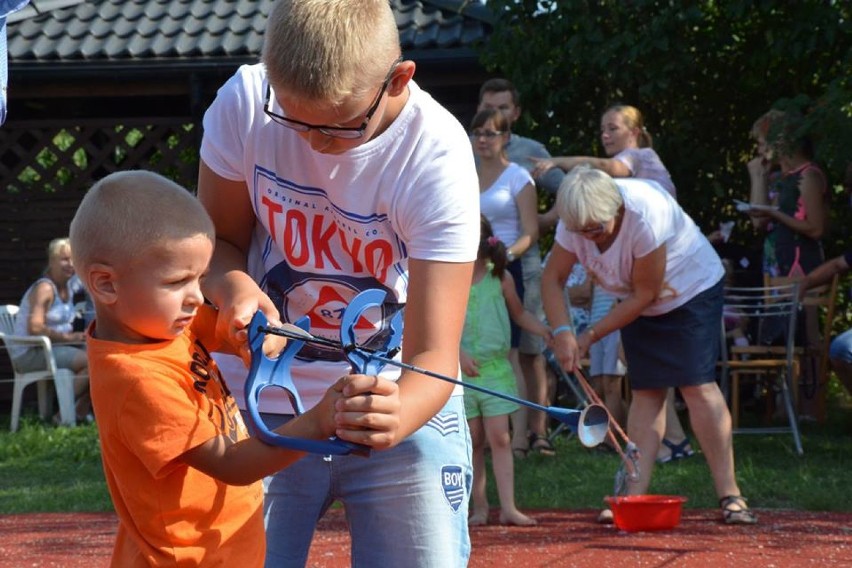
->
[[542, 165, 757, 526], [470, 109, 553, 457]]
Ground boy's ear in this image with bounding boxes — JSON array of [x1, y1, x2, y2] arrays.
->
[[387, 60, 415, 97], [85, 263, 119, 305]]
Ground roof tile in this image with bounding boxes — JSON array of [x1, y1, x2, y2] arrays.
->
[[7, 0, 491, 63]]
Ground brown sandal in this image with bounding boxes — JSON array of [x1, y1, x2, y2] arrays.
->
[[720, 495, 758, 525], [529, 433, 556, 456]]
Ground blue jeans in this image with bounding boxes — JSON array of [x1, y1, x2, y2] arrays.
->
[[830, 328, 852, 363], [257, 395, 472, 567]]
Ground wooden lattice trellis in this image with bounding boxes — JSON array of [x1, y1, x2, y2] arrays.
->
[[0, 116, 201, 306]]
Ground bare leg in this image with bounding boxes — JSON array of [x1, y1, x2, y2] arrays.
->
[[799, 304, 824, 421], [70, 350, 91, 420], [832, 358, 852, 396], [520, 352, 549, 438], [657, 389, 693, 461], [508, 348, 529, 454], [483, 414, 536, 526], [624, 388, 667, 495], [679, 382, 742, 498], [467, 417, 490, 525], [600, 374, 626, 426]]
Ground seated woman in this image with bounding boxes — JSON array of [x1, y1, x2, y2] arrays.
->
[[799, 249, 852, 397], [542, 165, 756, 525], [10, 237, 91, 422]]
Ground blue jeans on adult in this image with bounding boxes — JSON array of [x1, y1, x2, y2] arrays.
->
[[829, 328, 852, 363], [256, 394, 472, 567]]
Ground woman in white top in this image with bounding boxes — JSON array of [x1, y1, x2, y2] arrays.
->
[[534, 104, 694, 465], [542, 166, 756, 525], [471, 108, 553, 456], [11, 238, 90, 421]]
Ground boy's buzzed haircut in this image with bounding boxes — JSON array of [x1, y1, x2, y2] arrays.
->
[[262, 0, 399, 103], [478, 78, 521, 106], [69, 170, 214, 272]]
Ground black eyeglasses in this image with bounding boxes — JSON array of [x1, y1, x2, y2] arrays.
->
[[264, 56, 404, 139], [470, 129, 504, 139]]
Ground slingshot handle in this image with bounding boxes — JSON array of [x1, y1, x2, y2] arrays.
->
[[244, 311, 370, 456]]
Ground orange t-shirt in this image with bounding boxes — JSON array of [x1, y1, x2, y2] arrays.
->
[[87, 305, 265, 567]]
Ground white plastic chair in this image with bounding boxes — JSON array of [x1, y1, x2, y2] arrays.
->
[[0, 304, 76, 431]]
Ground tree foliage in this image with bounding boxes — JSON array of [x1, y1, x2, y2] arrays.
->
[[479, 1, 851, 256]]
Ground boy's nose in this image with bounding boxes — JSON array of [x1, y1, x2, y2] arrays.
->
[[306, 130, 334, 153], [186, 283, 204, 306]]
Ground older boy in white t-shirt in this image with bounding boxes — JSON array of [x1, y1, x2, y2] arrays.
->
[[198, 1, 479, 566]]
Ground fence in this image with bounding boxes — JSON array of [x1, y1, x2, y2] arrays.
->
[[0, 116, 200, 404]]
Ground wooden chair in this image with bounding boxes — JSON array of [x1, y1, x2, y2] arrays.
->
[[0, 305, 76, 432], [767, 274, 839, 422], [719, 281, 803, 454]]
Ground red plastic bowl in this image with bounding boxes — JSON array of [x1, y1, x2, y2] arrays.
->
[[604, 495, 688, 532]]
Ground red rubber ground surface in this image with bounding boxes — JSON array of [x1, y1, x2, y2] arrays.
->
[[1, 508, 850, 567]]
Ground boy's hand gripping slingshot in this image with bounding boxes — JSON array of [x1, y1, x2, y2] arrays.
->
[[246, 289, 614, 456], [243, 289, 403, 456]]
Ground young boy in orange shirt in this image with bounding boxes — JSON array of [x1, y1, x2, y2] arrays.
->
[[68, 170, 389, 566]]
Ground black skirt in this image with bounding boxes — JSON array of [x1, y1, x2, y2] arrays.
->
[[621, 277, 724, 390]]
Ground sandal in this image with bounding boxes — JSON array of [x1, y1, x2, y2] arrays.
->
[[719, 495, 758, 525], [512, 447, 528, 459], [656, 437, 696, 463], [529, 433, 556, 457]]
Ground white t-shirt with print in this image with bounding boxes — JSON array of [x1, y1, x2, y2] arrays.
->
[[479, 162, 534, 247], [554, 178, 723, 316], [201, 64, 480, 411]]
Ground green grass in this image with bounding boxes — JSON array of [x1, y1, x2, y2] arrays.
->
[[513, 418, 852, 512], [0, 417, 111, 514], [1, 401, 850, 515]]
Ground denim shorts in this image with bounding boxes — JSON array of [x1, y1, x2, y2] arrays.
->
[[830, 328, 852, 363], [589, 330, 626, 377], [255, 395, 472, 567], [518, 245, 545, 355], [13, 344, 85, 372]]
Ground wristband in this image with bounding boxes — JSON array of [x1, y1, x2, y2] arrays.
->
[[552, 325, 574, 337]]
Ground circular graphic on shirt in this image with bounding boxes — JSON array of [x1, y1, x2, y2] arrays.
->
[[265, 261, 403, 361]]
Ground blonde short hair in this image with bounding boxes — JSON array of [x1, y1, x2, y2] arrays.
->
[[69, 170, 214, 273], [46, 237, 71, 260], [262, 0, 400, 103], [556, 165, 623, 231]]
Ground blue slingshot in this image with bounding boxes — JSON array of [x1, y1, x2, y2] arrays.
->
[[244, 311, 369, 456], [244, 289, 402, 456], [339, 289, 403, 376]]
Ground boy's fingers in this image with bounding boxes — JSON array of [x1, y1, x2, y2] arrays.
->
[[341, 374, 397, 397]]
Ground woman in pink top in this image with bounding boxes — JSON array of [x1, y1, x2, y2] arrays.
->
[[533, 105, 695, 473]]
